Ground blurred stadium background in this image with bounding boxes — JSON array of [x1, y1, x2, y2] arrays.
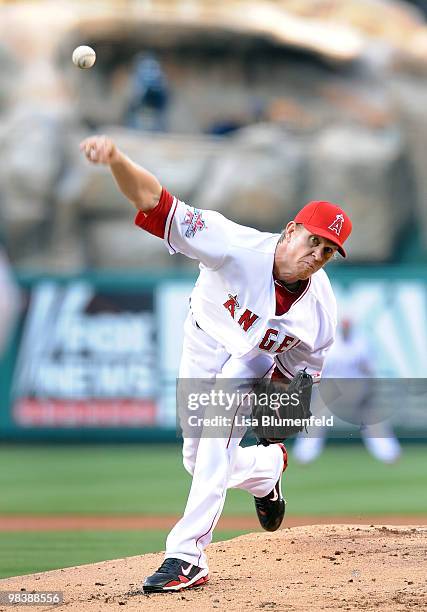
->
[[0, 0, 426, 579]]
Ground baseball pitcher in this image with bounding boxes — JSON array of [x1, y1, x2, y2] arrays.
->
[[80, 135, 352, 593]]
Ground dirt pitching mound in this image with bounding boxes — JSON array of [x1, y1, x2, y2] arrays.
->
[[0, 525, 426, 611]]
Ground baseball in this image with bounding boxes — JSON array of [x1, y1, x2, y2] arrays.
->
[[72, 45, 96, 69]]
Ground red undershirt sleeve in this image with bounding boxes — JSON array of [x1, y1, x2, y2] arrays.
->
[[134, 188, 174, 239]]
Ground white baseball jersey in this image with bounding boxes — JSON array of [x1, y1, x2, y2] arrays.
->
[[135, 189, 337, 380]]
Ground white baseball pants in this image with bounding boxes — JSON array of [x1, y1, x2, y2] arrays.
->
[[165, 311, 285, 570]]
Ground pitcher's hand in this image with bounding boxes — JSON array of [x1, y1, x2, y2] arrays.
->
[[80, 135, 120, 165]]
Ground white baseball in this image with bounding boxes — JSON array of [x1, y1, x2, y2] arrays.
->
[[72, 45, 96, 69]]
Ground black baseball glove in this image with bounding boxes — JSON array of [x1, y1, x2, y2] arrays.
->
[[251, 369, 313, 445]]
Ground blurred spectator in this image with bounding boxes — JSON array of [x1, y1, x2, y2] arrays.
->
[[293, 318, 402, 464], [0, 238, 20, 359], [125, 52, 170, 132]]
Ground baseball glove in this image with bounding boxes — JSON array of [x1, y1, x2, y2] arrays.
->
[[251, 369, 313, 446]]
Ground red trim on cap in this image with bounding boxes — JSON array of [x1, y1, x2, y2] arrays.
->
[[294, 200, 352, 258], [134, 188, 174, 238]]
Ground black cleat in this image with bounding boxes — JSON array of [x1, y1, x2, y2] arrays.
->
[[254, 477, 286, 532], [143, 557, 209, 593], [254, 443, 287, 532]]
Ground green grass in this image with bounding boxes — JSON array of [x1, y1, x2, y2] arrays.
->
[[0, 444, 425, 516], [0, 529, 249, 579], [0, 443, 425, 579]]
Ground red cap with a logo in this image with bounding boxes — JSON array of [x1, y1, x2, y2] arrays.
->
[[294, 201, 352, 257]]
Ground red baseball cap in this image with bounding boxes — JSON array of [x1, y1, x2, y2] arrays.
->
[[294, 200, 352, 257]]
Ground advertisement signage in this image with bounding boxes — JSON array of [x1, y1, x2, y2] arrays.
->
[[11, 280, 158, 429], [1, 269, 426, 440]]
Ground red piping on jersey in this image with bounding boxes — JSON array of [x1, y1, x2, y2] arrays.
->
[[196, 493, 225, 567], [274, 277, 311, 316], [215, 363, 275, 565], [134, 187, 174, 238], [274, 355, 321, 384], [273, 359, 297, 380], [195, 356, 274, 567], [167, 198, 179, 253]]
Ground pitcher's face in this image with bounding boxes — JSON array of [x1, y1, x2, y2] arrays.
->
[[274, 222, 338, 282]]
